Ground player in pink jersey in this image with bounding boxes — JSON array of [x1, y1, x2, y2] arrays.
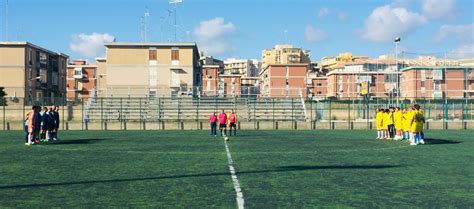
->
[[209, 112, 217, 137], [228, 110, 237, 136], [218, 110, 227, 136]]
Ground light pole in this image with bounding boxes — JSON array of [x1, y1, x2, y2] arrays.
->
[[394, 37, 401, 105]]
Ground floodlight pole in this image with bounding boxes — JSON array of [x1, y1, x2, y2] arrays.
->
[[394, 37, 400, 106]]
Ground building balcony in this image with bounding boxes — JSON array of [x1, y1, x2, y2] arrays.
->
[[433, 91, 443, 98]]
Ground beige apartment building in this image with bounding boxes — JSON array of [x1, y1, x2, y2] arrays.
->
[[224, 58, 260, 77], [95, 57, 107, 97], [261, 44, 311, 70], [103, 42, 201, 97], [0, 42, 68, 104]]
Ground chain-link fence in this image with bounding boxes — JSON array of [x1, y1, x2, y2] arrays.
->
[[1, 97, 474, 131]]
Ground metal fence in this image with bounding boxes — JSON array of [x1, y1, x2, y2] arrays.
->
[[1, 97, 474, 131]]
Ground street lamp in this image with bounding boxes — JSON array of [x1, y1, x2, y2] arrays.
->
[[394, 37, 401, 105]]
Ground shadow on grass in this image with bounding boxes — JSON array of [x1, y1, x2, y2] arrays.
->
[[424, 138, 461, 145], [0, 164, 400, 189], [46, 138, 108, 145]]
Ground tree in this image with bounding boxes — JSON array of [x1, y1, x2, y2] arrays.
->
[[0, 87, 6, 106]]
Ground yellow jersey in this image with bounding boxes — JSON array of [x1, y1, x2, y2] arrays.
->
[[411, 110, 424, 132], [385, 112, 394, 126], [403, 111, 413, 132], [394, 111, 403, 130], [375, 112, 384, 130]]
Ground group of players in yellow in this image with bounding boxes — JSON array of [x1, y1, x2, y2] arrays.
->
[[375, 104, 425, 145]]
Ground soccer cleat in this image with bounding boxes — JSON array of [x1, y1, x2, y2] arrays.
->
[[410, 143, 417, 146]]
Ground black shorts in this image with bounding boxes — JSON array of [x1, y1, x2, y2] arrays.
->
[[229, 122, 236, 127], [219, 124, 227, 128]]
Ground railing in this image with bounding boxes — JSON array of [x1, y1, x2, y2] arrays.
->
[[1, 97, 474, 130]]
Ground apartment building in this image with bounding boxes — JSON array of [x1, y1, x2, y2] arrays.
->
[[0, 42, 68, 103], [220, 74, 242, 98], [224, 58, 260, 77], [241, 77, 259, 97], [325, 59, 403, 99], [260, 64, 309, 98], [201, 64, 221, 97], [261, 44, 311, 70], [104, 42, 201, 97], [401, 66, 474, 99], [95, 57, 107, 97], [259, 44, 311, 98], [66, 60, 97, 101]]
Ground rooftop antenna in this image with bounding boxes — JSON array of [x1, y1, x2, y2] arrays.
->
[[169, 0, 182, 42], [140, 7, 150, 42]]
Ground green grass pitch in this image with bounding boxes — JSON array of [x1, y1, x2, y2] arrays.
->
[[0, 130, 473, 208]]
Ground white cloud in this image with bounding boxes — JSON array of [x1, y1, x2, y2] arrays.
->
[[337, 12, 348, 22], [194, 17, 236, 56], [434, 24, 474, 43], [434, 24, 474, 58], [318, 7, 331, 19], [69, 33, 115, 59], [422, 0, 456, 19], [361, 5, 427, 43], [449, 44, 474, 58], [304, 25, 328, 43]]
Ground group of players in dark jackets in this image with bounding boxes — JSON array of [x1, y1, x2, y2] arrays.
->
[[24, 105, 60, 145]]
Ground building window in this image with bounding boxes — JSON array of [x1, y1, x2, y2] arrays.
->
[[149, 50, 157, 60], [384, 74, 397, 83], [171, 49, 179, 60], [421, 81, 425, 88]]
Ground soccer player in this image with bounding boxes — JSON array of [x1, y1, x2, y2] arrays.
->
[[382, 109, 391, 140], [218, 110, 227, 136], [394, 107, 403, 140], [403, 107, 413, 142], [24, 107, 33, 145], [419, 108, 425, 144], [375, 108, 384, 139], [410, 104, 425, 145], [387, 107, 395, 140], [46, 106, 54, 140], [53, 105, 60, 140], [210, 112, 217, 137], [228, 110, 237, 136], [40, 107, 49, 141], [27, 106, 41, 145]]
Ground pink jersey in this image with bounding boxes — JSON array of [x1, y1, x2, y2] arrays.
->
[[209, 115, 217, 123], [218, 113, 227, 124], [229, 113, 236, 123]]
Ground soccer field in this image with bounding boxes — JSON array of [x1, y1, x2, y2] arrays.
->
[[0, 130, 473, 208]]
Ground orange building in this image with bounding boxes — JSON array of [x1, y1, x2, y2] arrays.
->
[[259, 64, 309, 98], [201, 65, 221, 97], [307, 76, 328, 99], [326, 71, 400, 99], [401, 66, 474, 99], [66, 60, 97, 101], [220, 74, 242, 98]]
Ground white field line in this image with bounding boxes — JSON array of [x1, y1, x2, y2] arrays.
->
[[224, 139, 245, 209]]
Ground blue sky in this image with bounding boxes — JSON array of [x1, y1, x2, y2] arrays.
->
[[2, 0, 473, 61]]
